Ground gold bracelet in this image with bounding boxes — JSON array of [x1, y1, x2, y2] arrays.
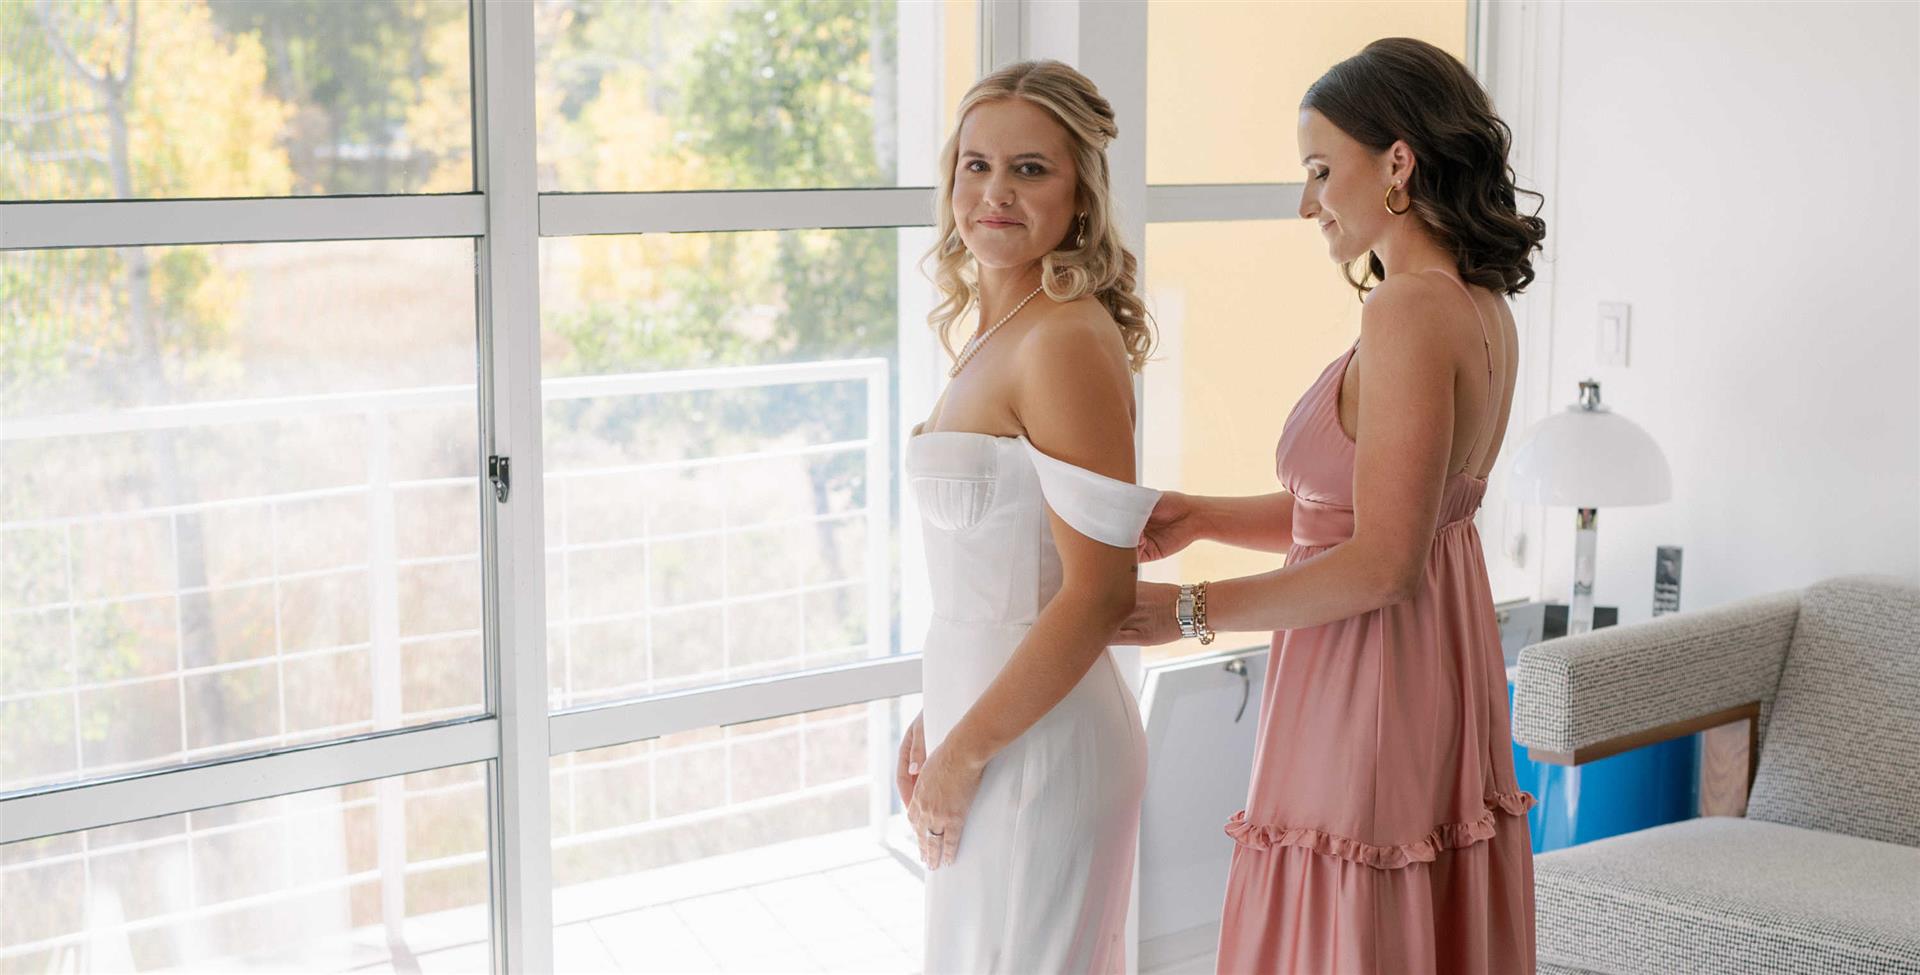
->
[[1194, 580, 1216, 645]]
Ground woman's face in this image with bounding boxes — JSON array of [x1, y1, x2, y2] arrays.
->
[[1296, 108, 1400, 265], [951, 98, 1080, 272]]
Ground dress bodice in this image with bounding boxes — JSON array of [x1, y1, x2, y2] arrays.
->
[[906, 432, 1159, 625], [1275, 346, 1490, 550]]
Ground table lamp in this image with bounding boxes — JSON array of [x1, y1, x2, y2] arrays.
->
[[1505, 379, 1672, 634]]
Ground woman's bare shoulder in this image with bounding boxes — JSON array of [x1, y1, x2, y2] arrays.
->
[[1016, 294, 1129, 373], [1009, 296, 1136, 477], [1360, 272, 1482, 356]]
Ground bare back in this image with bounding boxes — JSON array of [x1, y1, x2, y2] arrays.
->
[[1336, 270, 1519, 480]]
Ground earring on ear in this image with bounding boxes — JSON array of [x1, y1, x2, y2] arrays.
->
[[1384, 182, 1412, 216], [1074, 212, 1089, 248]]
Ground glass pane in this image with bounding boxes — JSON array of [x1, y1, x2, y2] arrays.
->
[[541, 228, 930, 708], [0, 763, 491, 972], [550, 696, 923, 973], [1146, 0, 1468, 184], [1140, 219, 1361, 661], [1, 0, 473, 200], [0, 240, 485, 791], [534, 0, 979, 192]]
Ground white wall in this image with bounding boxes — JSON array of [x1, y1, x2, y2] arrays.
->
[[1488, 0, 1920, 623]]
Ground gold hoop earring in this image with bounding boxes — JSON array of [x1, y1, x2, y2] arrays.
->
[[1074, 212, 1088, 249], [1384, 182, 1412, 216]]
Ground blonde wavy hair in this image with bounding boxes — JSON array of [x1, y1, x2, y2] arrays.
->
[[923, 60, 1153, 372]]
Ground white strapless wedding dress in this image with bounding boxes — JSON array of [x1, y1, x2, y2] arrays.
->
[[907, 430, 1161, 975]]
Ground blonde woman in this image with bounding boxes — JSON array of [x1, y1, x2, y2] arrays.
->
[[892, 60, 1158, 973]]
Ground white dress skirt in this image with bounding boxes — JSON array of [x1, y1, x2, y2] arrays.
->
[[906, 431, 1161, 975]]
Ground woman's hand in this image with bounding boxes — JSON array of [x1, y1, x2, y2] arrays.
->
[[1138, 491, 1203, 563], [904, 742, 986, 871], [1115, 580, 1182, 647], [895, 711, 926, 806]]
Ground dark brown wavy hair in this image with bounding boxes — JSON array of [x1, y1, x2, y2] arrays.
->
[[1303, 38, 1546, 299]]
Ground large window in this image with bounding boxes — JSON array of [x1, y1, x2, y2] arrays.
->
[[3, 2, 1487, 971], [2, 239, 485, 793], [529, 0, 972, 964]]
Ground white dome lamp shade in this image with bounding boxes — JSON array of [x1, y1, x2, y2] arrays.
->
[[1505, 379, 1672, 634]]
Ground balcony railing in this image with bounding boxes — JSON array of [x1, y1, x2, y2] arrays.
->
[[0, 358, 901, 970]]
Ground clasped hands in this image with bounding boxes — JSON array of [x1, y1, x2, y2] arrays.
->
[[896, 712, 984, 871], [893, 492, 1199, 869]]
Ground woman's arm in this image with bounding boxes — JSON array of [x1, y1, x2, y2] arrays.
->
[[943, 313, 1138, 767], [1138, 490, 1294, 562], [1122, 278, 1456, 638], [907, 308, 1139, 868], [1189, 491, 1297, 554]]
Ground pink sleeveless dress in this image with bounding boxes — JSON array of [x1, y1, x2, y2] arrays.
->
[[1215, 275, 1537, 974]]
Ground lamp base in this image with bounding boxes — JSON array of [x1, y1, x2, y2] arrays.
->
[[1570, 508, 1598, 634]]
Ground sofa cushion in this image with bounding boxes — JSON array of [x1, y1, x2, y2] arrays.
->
[[1535, 817, 1920, 974], [1748, 576, 1920, 846]]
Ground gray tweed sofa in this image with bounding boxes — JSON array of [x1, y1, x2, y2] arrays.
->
[[1511, 575, 1920, 974]]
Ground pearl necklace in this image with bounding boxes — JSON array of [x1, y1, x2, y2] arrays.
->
[[950, 285, 1046, 378]]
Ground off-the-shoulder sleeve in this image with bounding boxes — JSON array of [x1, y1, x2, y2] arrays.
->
[[1019, 437, 1162, 548]]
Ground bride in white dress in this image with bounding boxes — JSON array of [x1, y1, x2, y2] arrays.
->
[[894, 61, 1160, 974]]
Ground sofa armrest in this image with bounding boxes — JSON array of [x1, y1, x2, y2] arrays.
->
[[1512, 590, 1801, 762]]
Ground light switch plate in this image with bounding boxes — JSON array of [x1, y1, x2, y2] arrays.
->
[[1597, 301, 1631, 367]]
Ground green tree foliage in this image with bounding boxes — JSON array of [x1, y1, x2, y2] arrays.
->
[[0, 0, 295, 407], [541, 0, 901, 375], [204, 0, 469, 194], [535, 0, 908, 668]]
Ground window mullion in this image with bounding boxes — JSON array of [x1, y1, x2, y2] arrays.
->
[[538, 186, 934, 237], [0, 718, 498, 844], [473, 1, 553, 973], [1145, 183, 1306, 223], [0, 195, 484, 250]]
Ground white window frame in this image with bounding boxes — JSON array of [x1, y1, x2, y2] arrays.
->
[[0, 4, 1502, 972]]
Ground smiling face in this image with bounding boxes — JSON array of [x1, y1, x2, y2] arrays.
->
[[950, 98, 1080, 272], [1297, 107, 1407, 265]]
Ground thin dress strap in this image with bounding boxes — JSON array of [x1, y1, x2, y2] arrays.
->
[[1421, 268, 1499, 477]]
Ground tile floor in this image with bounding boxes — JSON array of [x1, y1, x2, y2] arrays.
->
[[362, 825, 1214, 974]]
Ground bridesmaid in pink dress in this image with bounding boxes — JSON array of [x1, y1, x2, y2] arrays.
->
[[1119, 39, 1546, 974]]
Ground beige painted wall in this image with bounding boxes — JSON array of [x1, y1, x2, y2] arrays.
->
[[943, 0, 978, 134], [1147, 1, 1469, 184]]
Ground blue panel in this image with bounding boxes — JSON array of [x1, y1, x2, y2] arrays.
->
[[1507, 682, 1697, 853]]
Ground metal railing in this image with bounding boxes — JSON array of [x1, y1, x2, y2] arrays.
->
[[0, 357, 895, 967]]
